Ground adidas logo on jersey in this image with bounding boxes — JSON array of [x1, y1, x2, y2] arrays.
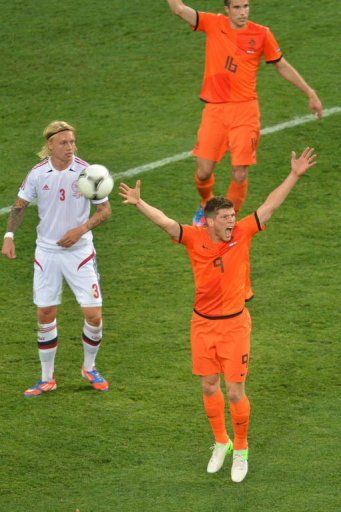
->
[[42, 184, 50, 190]]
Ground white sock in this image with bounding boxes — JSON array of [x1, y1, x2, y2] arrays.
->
[[82, 320, 102, 371], [38, 320, 58, 381]]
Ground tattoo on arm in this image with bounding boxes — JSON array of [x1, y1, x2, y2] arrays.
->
[[7, 198, 30, 232], [86, 201, 111, 231]]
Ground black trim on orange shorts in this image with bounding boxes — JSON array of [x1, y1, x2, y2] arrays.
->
[[193, 308, 244, 320]]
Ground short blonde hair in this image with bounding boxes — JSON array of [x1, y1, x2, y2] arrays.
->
[[37, 120, 76, 159]]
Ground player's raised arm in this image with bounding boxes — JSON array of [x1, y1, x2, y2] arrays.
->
[[273, 58, 323, 119], [119, 180, 181, 241], [1, 196, 30, 259], [256, 147, 317, 225], [166, 0, 198, 26]]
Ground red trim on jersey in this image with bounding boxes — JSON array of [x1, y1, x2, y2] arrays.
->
[[32, 159, 49, 170], [77, 251, 95, 271], [21, 159, 49, 190], [74, 156, 89, 166], [34, 258, 43, 271]]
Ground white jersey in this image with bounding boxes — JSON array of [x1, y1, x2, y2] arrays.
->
[[18, 156, 107, 252]]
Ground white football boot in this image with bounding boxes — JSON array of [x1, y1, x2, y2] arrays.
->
[[231, 449, 248, 483], [207, 439, 233, 473]]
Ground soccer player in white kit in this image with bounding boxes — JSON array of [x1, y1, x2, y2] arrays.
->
[[1, 121, 112, 397]]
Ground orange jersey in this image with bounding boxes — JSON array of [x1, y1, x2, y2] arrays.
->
[[177, 213, 264, 317], [194, 12, 282, 103]]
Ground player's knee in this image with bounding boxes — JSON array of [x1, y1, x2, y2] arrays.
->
[[232, 166, 248, 183], [37, 307, 57, 324], [201, 377, 220, 396], [196, 168, 213, 181], [84, 311, 102, 327], [196, 159, 215, 181], [227, 386, 244, 403]]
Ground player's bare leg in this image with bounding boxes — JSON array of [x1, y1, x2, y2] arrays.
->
[[24, 306, 58, 397], [81, 306, 108, 391], [227, 166, 253, 299], [201, 374, 233, 473], [193, 157, 216, 226], [226, 166, 249, 214], [226, 381, 250, 483]]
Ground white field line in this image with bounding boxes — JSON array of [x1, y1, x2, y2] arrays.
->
[[1, 106, 340, 217], [114, 106, 341, 180]]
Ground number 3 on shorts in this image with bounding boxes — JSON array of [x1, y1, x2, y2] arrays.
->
[[92, 283, 100, 298]]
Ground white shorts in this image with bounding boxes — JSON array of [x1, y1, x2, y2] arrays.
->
[[33, 244, 102, 308]]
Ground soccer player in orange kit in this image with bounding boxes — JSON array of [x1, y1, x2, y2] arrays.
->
[[165, 1, 323, 225], [119, 147, 316, 483]]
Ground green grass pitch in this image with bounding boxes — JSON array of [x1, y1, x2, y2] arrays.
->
[[0, 1, 340, 511]]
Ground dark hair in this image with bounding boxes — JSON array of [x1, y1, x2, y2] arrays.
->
[[204, 197, 234, 218], [224, 0, 231, 6]]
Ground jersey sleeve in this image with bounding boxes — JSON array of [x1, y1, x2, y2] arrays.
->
[[18, 169, 37, 203], [91, 197, 108, 205], [238, 213, 265, 237], [194, 12, 218, 33], [173, 224, 197, 248], [263, 28, 283, 63]]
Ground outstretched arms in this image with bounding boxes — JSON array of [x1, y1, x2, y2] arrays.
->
[[166, 0, 197, 26], [257, 147, 317, 225], [1, 197, 30, 259], [274, 58, 323, 119], [119, 180, 181, 240]]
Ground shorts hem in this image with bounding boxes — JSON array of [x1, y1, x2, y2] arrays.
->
[[80, 303, 103, 308], [34, 301, 61, 307], [192, 148, 222, 163]]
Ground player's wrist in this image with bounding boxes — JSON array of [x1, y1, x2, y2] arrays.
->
[[307, 87, 316, 98], [4, 231, 14, 240], [290, 169, 301, 179]]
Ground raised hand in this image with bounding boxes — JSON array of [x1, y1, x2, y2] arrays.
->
[[119, 180, 141, 205], [291, 147, 317, 177]]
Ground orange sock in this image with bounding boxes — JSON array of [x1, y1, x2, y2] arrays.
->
[[229, 395, 250, 450], [226, 179, 248, 213], [195, 174, 215, 206], [203, 389, 229, 444]]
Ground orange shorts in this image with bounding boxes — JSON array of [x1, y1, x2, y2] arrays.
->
[[192, 100, 260, 165], [190, 308, 251, 382]]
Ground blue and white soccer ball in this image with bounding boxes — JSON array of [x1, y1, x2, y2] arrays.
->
[[78, 164, 114, 200]]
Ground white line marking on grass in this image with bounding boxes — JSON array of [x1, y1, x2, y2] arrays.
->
[[115, 106, 341, 179], [1, 107, 340, 216], [0, 206, 11, 216]]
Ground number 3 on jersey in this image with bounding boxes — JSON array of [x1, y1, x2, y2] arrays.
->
[[59, 188, 66, 201]]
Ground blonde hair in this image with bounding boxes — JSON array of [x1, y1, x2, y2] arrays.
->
[[37, 120, 76, 159]]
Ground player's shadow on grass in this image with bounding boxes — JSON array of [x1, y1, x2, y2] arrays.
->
[[71, 385, 110, 394]]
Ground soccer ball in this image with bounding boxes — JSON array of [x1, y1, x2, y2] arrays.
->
[[78, 164, 114, 200]]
